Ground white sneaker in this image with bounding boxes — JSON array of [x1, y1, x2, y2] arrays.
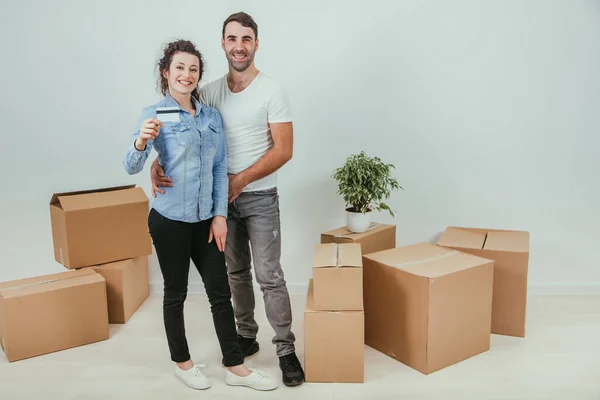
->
[[225, 368, 278, 391], [174, 364, 211, 390]]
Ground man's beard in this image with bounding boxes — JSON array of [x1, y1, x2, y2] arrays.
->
[[228, 51, 254, 72]]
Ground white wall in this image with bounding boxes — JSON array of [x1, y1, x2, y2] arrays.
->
[[1, 0, 598, 294]]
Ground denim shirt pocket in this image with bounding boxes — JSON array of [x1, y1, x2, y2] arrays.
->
[[207, 123, 220, 151]]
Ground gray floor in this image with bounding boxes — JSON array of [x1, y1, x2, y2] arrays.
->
[[1, 293, 599, 400]]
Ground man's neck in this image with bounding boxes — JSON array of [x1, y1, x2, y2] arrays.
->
[[227, 65, 260, 93]]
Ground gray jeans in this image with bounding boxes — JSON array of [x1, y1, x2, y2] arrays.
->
[[225, 187, 296, 357]]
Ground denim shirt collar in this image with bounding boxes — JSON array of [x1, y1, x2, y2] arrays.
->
[[163, 93, 203, 116]]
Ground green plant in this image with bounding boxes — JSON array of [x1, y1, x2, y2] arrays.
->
[[332, 151, 403, 216]]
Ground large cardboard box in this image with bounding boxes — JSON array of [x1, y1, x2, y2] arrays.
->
[[304, 279, 364, 383], [313, 243, 363, 311], [92, 256, 150, 324], [363, 242, 494, 375], [321, 223, 396, 255], [50, 184, 152, 269], [437, 226, 530, 337], [0, 269, 109, 362]]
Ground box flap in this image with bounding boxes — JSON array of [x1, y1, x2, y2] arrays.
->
[[483, 231, 529, 252], [437, 227, 487, 249], [313, 243, 362, 268], [338, 243, 362, 267], [50, 184, 136, 205], [56, 187, 147, 212], [313, 244, 337, 268], [321, 223, 392, 240], [364, 243, 491, 278], [0, 269, 101, 298]]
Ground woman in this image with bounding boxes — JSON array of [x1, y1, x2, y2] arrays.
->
[[123, 39, 277, 391]]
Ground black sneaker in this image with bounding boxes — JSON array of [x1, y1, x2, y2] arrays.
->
[[238, 335, 260, 358], [278, 352, 305, 387]]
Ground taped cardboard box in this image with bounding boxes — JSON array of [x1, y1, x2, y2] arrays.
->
[[92, 256, 150, 324], [0, 269, 109, 362], [363, 242, 494, 375], [304, 279, 364, 383], [50, 184, 152, 269], [321, 223, 396, 256], [437, 226, 530, 337], [313, 243, 363, 311]]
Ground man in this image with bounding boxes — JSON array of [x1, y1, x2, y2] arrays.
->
[[150, 12, 304, 387]]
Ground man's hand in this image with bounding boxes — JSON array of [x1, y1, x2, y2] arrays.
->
[[208, 216, 227, 252], [228, 173, 247, 203], [150, 158, 173, 198]]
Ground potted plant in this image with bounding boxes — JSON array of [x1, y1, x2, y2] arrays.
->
[[332, 151, 402, 233]]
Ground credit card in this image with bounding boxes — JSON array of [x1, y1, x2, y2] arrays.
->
[[156, 107, 180, 123]]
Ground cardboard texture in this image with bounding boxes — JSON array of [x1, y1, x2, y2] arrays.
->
[[0, 269, 109, 362], [304, 279, 364, 383], [92, 256, 150, 324], [437, 226, 530, 337], [321, 223, 396, 256], [313, 243, 363, 311], [363, 242, 494, 375], [49, 184, 153, 269]]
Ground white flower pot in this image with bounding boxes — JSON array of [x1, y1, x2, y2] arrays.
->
[[346, 208, 372, 233]]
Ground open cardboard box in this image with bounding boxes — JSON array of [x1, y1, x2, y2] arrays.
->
[[50, 184, 152, 269]]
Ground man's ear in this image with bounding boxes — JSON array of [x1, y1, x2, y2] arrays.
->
[[255, 38, 260, 52]]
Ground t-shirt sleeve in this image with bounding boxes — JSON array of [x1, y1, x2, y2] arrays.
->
[[267, 83, 293, 123], [199, 85, 209, 106]]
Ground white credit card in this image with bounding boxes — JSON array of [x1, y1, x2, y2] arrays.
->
[[156, 107, 180, 123]]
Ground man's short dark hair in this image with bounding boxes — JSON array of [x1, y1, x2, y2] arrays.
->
[[222, 12, 258, 39]]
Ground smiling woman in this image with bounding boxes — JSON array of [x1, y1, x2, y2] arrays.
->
[[121, 39, 278, 392], [157, 41, 204, 103]]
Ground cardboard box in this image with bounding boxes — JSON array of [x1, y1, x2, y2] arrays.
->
[[50, 184, 152, 269], [321, 223, 396, 255], [363, 242, 494, 375], [437, 226, 530, 337], [304, 279, 364, 383], [0, 269, 109, 362], [313, 243, 363, 311], [92, 256, 150, 324]]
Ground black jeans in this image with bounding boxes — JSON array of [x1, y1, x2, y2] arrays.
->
[[148, 208, 244, 367]]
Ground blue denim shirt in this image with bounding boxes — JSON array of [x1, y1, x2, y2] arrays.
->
[[123, 94, 228, 223]]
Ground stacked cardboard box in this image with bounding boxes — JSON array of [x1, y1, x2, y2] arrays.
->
[[321, 223, 396, 255], [318, 222, 530, 377], [0, 184, 152, 362], [304, 243, 364, 383]]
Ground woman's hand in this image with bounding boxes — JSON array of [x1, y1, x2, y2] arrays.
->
[[209, 216, 228, 252], [135, 118, 163, 150]]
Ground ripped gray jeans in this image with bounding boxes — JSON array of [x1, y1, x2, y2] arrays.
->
[[224, 187, 296, 357]]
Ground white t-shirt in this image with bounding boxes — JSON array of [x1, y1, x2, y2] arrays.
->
[[199, 72, 292, 192]]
